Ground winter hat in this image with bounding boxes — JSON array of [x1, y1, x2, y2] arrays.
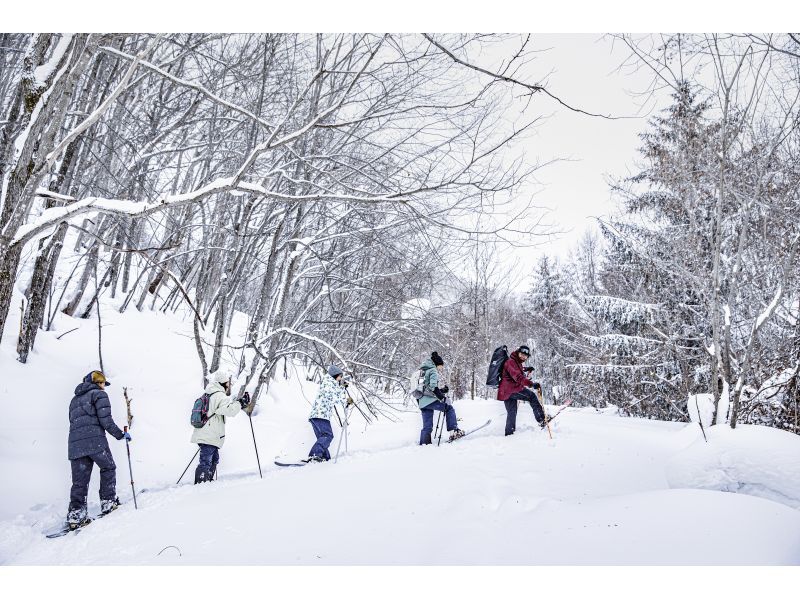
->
[[328, 365, 344, 378], [517, 345, 531, 357], [84, 370, 110, 386], [431, 351, 444, 366], [212, 369, 232, 385]]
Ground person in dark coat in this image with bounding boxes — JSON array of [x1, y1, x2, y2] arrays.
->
[[65, 370, 130, 529], [497, 345, 545, 436]]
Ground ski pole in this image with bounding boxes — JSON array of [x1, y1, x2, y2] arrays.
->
[[335, 394, 353, 463], [344, 405, 349, 453], [433, 410, 442, 442], [248, 412, 263, 479], [176, 448, 200, 485], [123, 425, 138, 509], [334, 412, 346, 463], [436, 404, 448, 446]]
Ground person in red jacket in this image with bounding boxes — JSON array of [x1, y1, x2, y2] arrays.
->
[[497, 345, 545, 435]]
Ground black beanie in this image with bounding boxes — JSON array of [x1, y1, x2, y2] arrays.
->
[[431, 351, 444, 366]]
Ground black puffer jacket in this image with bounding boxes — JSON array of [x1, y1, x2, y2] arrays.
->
[[68, 377, 124, 459]]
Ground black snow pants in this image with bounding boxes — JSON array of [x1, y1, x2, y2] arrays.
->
[[504, 388, 546, 435], [69, 448, 117, 511]]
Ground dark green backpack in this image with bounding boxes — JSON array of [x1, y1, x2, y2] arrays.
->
[[190, 393, 211, 428]]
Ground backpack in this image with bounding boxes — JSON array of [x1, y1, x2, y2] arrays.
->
[[410, 369, 425, 400], [190, 393, 211, 428], [486, 345, 509, 388]]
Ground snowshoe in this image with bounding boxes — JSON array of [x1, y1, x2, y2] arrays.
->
[[66, 505, 88, 529], [100, 496, 121, 516], [448, 429, 466, 441]]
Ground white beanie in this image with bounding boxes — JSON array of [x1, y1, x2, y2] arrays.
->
[[212, 369, 231, 385]]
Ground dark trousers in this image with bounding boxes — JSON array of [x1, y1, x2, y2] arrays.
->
[[69, 449, 117, 512], [195, 443, 220, 483], [420, 401, 457, 445], [504, 388, 545, 435], [309, 418, 334, 460]]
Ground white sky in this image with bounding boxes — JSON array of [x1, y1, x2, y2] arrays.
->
[[509, 34, 668, 264]]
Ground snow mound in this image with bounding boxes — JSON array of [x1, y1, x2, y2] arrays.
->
[[687, 392, 730, 427], [665, 423, 800, 509]]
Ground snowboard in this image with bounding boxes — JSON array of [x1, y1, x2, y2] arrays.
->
[[447, 419, 492, 442]]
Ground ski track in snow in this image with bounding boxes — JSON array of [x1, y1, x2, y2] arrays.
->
[[1, 297, 799, 565], [3, 408, 800, 565]]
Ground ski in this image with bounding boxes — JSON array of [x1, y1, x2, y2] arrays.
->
[[448, 419, 492, 442], [541, 399, 573, 427], [45, 518, 93, 539], [274, 460, 307, 467]]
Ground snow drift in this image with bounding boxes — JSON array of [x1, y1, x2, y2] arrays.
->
[[666, 423, 800, 510]]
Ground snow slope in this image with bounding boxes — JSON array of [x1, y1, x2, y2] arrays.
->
[[1, 295, 799, 565]]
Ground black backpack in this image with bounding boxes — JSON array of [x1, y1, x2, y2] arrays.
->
[[486, 345, 509, 388], [190, 393, 211, 428]]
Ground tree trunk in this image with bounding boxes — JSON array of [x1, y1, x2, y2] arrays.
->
[[16, 223, 68, 362], [62, 244, 99, 317]]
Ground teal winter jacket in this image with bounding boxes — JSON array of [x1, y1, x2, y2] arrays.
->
[[418, 358, 441, 409]]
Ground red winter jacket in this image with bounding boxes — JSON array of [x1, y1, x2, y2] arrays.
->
[[497, 351, 533, 401]]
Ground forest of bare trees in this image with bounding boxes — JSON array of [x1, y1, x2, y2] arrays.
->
[[2, 33, 798, 434], [0, 33, 548, 414]]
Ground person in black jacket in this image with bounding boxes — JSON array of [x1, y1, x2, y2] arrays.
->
[[65, 370, 130, 529]]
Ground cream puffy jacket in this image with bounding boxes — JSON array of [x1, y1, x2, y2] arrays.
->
[[190, 380, 242, 448]]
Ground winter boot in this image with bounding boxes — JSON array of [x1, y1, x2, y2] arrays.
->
[[449, 429, 466, 441], [100, 496, 121, 516], [194, 467, 208, 484], [67, 505, 89, 530], [305, 455, 326, 464]]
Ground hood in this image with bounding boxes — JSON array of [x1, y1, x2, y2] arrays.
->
[[420, 358, 437, 372], [73, 381, 98, 396], [204, 380, 228, 396], [512, 351, 528, 363]]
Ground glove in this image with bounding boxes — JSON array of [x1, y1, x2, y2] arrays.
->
[[441, 385, 449, 394], [347, 396, 354, 406], [523, 366, 534, 373], [532, 382, 541, 391], [238, 392, 251, 409], [342, 381, 349, 389], [433, 387, 447, 401], [122, 432, 132, 442]]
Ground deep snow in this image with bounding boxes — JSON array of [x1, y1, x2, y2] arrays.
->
[[1, 290, 799, 565]]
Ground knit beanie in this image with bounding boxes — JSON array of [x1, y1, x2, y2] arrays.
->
[[212, 369, 232, 385], [431, 351, 444, 366]]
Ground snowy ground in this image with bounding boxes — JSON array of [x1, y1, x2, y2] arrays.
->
[[1, 295, 799, 565]]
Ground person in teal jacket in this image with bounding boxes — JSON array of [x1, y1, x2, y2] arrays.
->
[[417, 352, 464, 444]]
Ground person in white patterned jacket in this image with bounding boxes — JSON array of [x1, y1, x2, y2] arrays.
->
[[307, 365, 353, 462]]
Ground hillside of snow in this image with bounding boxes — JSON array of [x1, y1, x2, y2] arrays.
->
[[1, 294, 799, 565]]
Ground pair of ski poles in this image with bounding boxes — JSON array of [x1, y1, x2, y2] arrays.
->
[[333, 389, 354, 463], [176, 398, 263, 484]]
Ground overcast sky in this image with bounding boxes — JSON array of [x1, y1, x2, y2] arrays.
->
[[507, 34, 670, 266]]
